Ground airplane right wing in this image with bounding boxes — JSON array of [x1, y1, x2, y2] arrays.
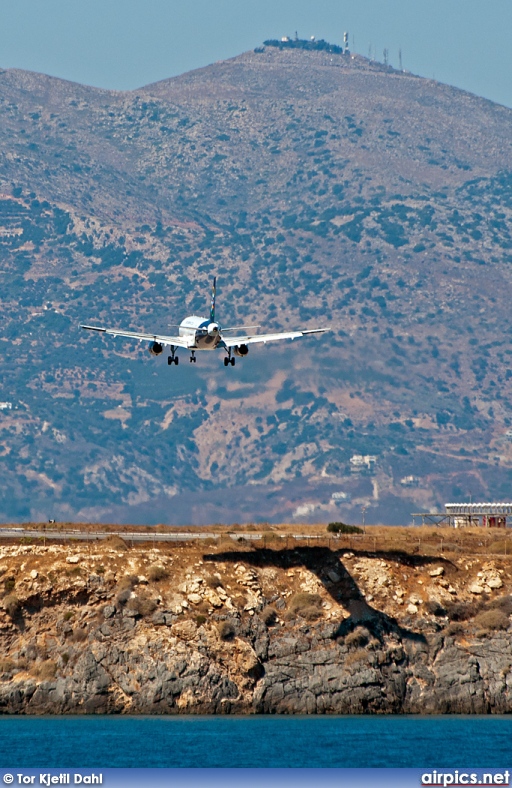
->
[[221, 328, 329, 347], [80, 325, 194, 349]]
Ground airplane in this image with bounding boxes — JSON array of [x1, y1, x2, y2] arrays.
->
[[80, 278, 329, 367]]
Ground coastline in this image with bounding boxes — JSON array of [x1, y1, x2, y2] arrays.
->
[[1, 533, 512, 715]]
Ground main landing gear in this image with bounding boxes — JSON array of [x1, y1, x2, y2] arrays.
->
[[167, 346, 179, 366], [224, 351, 235, 367]]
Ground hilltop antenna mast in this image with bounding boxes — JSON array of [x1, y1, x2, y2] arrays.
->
[[383, 48, 389, 66], [343, 31, 349, 54], [398, 47, 403, 70]]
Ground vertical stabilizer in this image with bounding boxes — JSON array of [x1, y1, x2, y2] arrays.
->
[[210, 277, 216, 322]]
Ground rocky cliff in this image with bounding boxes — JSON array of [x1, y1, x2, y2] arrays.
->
[[1, 534, 512, 714]]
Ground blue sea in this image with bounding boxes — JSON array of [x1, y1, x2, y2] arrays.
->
[[0, 716, 511, 768]]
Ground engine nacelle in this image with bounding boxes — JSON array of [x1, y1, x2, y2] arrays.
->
[[148, 341, 163, 356], [233, 344, 249, 357]]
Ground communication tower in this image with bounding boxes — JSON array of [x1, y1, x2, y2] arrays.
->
[[343, 31, 349, 53]]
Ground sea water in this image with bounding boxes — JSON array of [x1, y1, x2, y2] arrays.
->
[[0, 716, 511, 768]]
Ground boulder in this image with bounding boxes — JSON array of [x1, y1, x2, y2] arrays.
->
[[469, 583, 484, 594]]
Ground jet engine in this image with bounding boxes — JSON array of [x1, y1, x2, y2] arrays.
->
[[148, 341, 163, 356], [233, 344, 249, 357]]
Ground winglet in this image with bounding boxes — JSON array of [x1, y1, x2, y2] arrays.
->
[[210, 277, 216, 323]]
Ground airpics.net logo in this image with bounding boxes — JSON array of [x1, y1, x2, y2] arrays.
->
[[421, 771, 510, 787]]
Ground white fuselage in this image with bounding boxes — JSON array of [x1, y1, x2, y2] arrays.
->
[[179, 315, 221, 350]]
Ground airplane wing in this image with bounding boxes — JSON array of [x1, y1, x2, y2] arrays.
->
[[80, 325, 194, 349], [221, 328, 329, 348]]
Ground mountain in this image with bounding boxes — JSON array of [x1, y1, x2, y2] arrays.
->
[[1, 44, 512, 525]]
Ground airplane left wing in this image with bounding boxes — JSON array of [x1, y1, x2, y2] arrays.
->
[[80, 325, 194, 349], [221, 328, 329, 347]]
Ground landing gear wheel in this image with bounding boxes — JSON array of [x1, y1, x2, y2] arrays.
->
[[168, 356, 173, 365], [224, 357, 229, 367], [174, 356, 179, 365], [231, 357, 236, 366]]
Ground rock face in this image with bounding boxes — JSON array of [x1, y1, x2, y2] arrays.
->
[[1, 541, 512, 714], [3, 614, 512, 715]]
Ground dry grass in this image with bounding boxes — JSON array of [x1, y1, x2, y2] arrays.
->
[[70, 627, 88, 642], [344, 648, 370, 668], [32, 659, 57, 680]]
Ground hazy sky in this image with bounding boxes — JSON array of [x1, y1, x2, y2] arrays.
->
[[1, 0, 511, 107]]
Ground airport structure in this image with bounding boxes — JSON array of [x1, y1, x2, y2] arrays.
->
[[412, 502, 512, 528]]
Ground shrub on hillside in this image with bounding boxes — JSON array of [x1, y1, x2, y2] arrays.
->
[[117, 575, 139, 592], [327, 522, 363, 535], [116, 589, 131, 606], [445, 600, 482, 621], [425, 600, 446, 617], [218, 621, 236, 641], [3, 594, 20, 617], [287, 593, 323, 620], [345, 626, 370, 648], [70, 627, 87, 643], [103, 535, 128, 551], [487, 595, 512, 615], [445, 621, 465, 636], [147, 565, 168, 582], [4, 578, 15, 593], [206, 574, 223, 590], [261, 606, 277, 626], [0, 659, 15, 673], [473, 609, 510, 632], [127, 594, 157, 617]]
